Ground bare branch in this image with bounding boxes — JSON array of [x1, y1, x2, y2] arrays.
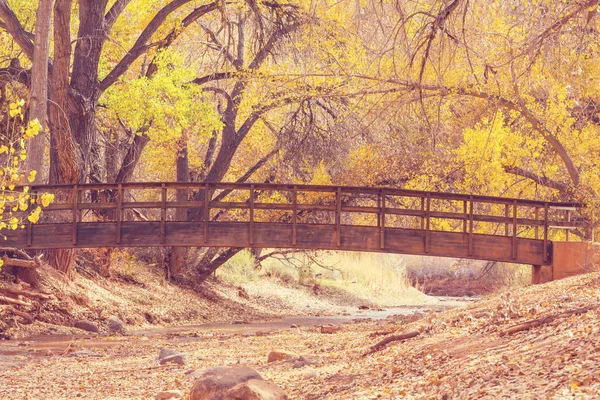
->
[[104, 0, 133, 33], [100, 0, 196, 92], [0, 0, 35, 59], [503, 165, 569, 192]]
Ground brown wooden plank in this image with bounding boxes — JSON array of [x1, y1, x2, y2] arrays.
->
[[72, 185, 78, 245], [249, 185, 255, 246], [336, 187, 341, 247], [116, 184, 122, 244], [160, 184, 166, 244], [292, 186, 297, 246], [512, 199, 518, 260]]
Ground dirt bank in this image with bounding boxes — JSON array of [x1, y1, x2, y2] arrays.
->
[[2, 273, 599, 399]]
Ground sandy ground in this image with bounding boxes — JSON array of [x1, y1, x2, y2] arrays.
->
[[2, 272, 600, 399]]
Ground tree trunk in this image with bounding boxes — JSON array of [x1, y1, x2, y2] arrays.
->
[[26, 0, 54, 184], [168, 134, 190, 280], [46, 0, 78, 279]]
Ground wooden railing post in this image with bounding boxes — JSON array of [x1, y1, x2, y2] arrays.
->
[[468, 196, 474, 256], [543, 202, 549, 263], [462, 200, 467, 233], [379, 189, 385, 249], [421, 197, 426, 230], [72, 185, 78, 245], [27, 192, 36, 247], [566, 210, 571, 242], [336, 187, 341, 247], [249, 184, 255, 246], [425, 193, 431, 253], [512, 199, 518, 260], [377, 192, 381, 228], [160, 184, 166, 244], [116, 184, 122, 244], [534, 207, 539, 239], [292, 185, 297, 246], [204, 183, 210, 243], [504, 204, 510, 236]]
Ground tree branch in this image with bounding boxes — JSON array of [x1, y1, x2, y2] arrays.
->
[[100, 0, 195, 92], [104, 0, 133, 33], [0, 0, 35, 59], [503, 165, 569, 192]]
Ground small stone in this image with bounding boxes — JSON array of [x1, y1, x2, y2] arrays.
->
[[158, 348, 185, 365], [267, 350, 298, 363], [108, 316, 126, 335], [155, 389, 183, 399], [290, 324, 299, 329], [73, 320, 99, 333], [197, 355, 205, 361], [226, 379, 288, 400], [69, 350, 97, 358], [304, 370, 319, 379], [320, 325, 342, 334], [158, 348, 179, 360], [358, 305, 370, 310], [160, 354, 186, 366]]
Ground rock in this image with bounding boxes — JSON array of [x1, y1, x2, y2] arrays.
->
[[159, 348, 179, 360], [108, 316, 126, 335], [232, 320, 249, 325], [292, 356, 317, 369], [226, 379, 288, 400], [290, 324, 299, 329], [160, 354, 186, 366], [189, 366, 263, 400], [68, 350, 97, 358], [156, 390, 183, 399], [73, 320, 99, 333], [358, 305, 370, 310], [304, 370, 319, 379], [267, 350, 298, 363], [320, 325, 342, 334], [158, 348, 185, 365]]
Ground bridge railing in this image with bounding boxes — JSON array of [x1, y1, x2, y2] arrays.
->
[[18, 182, 584, 262]]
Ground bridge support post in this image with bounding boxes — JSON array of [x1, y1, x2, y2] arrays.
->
[[531, 264, 553, 284]]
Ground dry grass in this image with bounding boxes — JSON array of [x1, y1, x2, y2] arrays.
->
[[218, 250, 436, 306]]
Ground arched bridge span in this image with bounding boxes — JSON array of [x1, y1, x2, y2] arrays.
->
[[6, 182, 585, 273]]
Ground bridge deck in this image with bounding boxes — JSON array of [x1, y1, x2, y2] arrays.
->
[[7, 182, 583, 266]]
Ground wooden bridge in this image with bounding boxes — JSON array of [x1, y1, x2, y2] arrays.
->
[[6, 182, 589, 282]]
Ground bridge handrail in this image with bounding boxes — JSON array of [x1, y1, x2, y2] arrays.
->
[[18, 181, 583, 208]]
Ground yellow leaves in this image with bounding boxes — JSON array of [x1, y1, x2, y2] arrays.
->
[[41, 193, 55, 207], [8, 99, 24, 119], [24, 119, 42, 139], [28, 170, 37, 183], [27, 206, 42, 224]]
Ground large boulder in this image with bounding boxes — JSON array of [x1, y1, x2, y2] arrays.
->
[[189, 366, 263, 400], [73, 320, 99, 333], [226, 379, 288, 400]]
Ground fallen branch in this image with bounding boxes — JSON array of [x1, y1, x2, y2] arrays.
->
[[0, 286, 52, 300], [2, 255, 42, 268], [499, 305, 600, 336], [0, 294, 30, 306], [0, 247, 33, 260], [1, 305, 33, 324], [365, 331, 420, 355]]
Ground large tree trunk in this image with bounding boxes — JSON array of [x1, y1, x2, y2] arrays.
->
[[18, 0, 54, 286], [46, 0, 78, 279], [26, 0, 54, 184], [168, 134, 190, 280]]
